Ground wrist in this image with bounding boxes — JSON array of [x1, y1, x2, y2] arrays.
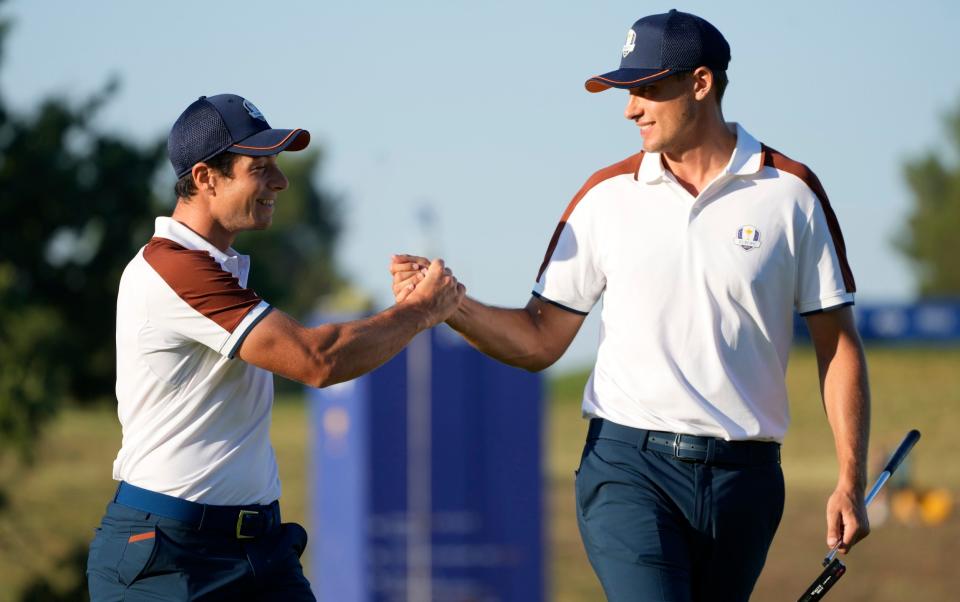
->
[[835, 475, 867, 496], [444, 296, 470, 331], [398, 299, 434, 332]]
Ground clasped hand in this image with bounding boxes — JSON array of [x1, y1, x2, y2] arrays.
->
[[390, 254, 465, 325]]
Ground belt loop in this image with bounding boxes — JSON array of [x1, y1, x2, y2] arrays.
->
[[640, 429, 652, 452], [705, 438, 717, 464], [198, 504, 208, 531]]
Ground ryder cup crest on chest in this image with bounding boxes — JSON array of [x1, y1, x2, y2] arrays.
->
[[734, 225, 761, 251]]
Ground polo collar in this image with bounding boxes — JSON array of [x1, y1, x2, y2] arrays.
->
[[153, 217, 251, 284], [637, 123, 763, 184]]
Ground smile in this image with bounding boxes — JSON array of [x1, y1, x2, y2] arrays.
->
[[256, 199, 275, 207]]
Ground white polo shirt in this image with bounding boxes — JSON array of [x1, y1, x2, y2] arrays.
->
[[112, 217, 278, 505], [533, 124, 855, 442]]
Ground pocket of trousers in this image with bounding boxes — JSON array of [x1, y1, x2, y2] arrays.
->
[[117, 528, 160, 586]]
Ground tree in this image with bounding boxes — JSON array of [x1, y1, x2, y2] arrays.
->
[[897, 99, 960, 296], [0, 84, 165, 460]]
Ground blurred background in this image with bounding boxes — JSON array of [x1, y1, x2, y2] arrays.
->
[[1, 0, 958, 600]]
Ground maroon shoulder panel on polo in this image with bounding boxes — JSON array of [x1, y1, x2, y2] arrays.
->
[[536, 152, 645, 283], [761, 145, 857, 293], [143, 237, 263, 334]]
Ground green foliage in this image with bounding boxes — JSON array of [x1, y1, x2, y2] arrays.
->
[[0, 74, 164, 463], [897, 98, 960, 295]]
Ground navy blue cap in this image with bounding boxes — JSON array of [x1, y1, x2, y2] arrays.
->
[[585, 9, 730, 93], [167, 94, 310, 178]]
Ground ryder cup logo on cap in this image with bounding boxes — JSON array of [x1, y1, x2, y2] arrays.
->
[[586, 9, 731, 93], [242, 99, 266, 121], [622, 29, 636, 58], [167, 93, 310, 179]]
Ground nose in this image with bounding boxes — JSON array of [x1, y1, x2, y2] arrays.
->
[[269, 164, 289, 192], [624, 93, 644, 121]]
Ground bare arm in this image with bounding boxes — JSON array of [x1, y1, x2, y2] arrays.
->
[[239, 259, 464, 387], [805, 305, 871, 554], [391, 254, 585, 372]]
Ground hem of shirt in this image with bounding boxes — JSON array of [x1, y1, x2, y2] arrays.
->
[[115, 477, 281, 506], [798, 299, 855, 317], [530, 291, 590, 316], [222, 301, 272, 358]]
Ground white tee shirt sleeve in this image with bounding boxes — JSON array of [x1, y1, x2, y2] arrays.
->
[[142, 237, 272, 358], [532, 198, 605, 314], [531, 155, 644, 314], [795, 198, 855, 314]]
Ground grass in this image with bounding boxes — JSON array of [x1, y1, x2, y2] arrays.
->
[[0, 346, 957, 600]]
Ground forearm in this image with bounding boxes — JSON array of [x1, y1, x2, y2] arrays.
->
[[820, 333, 871, 492], [446, 296, 559, 371], [309, 304, 430, 386]]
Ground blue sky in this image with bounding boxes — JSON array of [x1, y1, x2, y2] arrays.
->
[[5, 1, 958, 369]]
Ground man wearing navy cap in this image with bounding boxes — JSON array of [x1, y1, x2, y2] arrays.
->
[[391, 9, 870, 600], [86, 94, 465, 600]]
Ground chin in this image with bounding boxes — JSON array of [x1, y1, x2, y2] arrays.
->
[[641, 139, 662, 153]]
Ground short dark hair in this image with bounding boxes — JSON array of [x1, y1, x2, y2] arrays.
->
[[174, 151, 240, 199], [713, 70, 728, 106]]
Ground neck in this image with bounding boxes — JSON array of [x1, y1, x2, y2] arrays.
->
[[661, 116, 737, 197], [171, 198, 235, 252]]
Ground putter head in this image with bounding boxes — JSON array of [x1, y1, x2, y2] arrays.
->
[[797, 558, 846, 602]]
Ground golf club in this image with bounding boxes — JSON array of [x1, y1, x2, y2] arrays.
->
[[797, 429, 921, 602]]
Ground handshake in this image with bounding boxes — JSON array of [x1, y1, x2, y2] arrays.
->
[[390, 253, 466, 328]]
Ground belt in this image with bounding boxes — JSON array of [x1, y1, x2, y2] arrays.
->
[[114, 481, 281, 539], [587, 418, 780, 466]]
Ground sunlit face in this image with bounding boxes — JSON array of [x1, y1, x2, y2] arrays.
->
[[209, 154, 288, 232], [624, 72, 699, 154]]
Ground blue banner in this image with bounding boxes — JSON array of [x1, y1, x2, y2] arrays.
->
[[794, 301, 960, 342], [309, 321, 544, 601]]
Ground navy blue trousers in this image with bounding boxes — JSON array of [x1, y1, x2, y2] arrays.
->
[[575, 423, 784, 602], [87, 502, 314, 601]]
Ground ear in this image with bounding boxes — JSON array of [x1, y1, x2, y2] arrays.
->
[[191, 162, 215, 195], [691, 67, 714, 102]]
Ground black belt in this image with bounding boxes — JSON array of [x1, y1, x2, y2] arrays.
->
[[114, 481, 281, 539], [587, 418, 780, 466]]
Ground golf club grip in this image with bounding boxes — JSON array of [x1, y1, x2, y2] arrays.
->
[[798, 559, 846, 602], [881, 429, 921, 476]]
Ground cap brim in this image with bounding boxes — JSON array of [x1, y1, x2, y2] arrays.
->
[[229, 128, 311, 156], [584, 68, 678, 93]]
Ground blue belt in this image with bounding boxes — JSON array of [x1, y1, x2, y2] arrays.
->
[[114, 481, 281, 539], [587, 418, 780, 466]]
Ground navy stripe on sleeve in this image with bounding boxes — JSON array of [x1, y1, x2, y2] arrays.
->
[[799, 300, 855, 317], [531, 291, 590, 316]]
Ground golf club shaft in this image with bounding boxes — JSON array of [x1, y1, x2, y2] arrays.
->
[[822, 429, 921, 566]]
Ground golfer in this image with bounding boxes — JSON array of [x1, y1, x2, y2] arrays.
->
[[391, 10, 870, 601], [86, 93, 464, 600]]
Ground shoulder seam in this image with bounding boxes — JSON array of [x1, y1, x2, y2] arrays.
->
[[142, 237, 263, 334], [535, 152, 644, 282], [761, 145, 856, 293]]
